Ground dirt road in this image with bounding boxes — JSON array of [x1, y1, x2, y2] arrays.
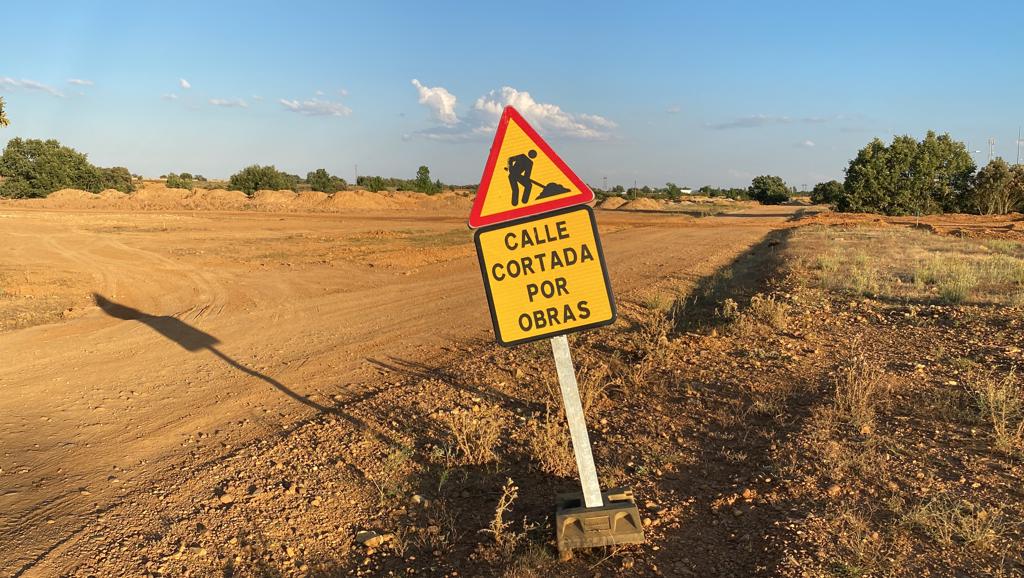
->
[[0, 204, 801, 576]]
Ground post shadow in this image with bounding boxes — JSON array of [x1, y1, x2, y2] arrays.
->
[[92, 293, 331, 413]]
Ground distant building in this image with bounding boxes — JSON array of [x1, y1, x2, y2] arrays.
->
[[679, 188, 693, 195]]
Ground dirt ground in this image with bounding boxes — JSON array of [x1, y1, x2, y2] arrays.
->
[[0, 202, 804, 576]]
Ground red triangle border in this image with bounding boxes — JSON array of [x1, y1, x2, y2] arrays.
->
[[468, 106, 594, 228]]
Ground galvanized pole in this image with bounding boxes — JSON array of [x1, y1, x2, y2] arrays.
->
[[550, 334, 603, 508]]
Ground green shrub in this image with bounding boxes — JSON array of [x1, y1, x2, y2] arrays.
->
[[0, 137, 135, 197], [748, 175, 791, 205], [227, 165, 298, 195], [811, 180, 844, 205], [165, 173, 194, 191], [306, 168, 347, 193]]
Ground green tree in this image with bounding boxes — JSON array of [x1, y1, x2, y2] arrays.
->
[[414, 165, 440, 194], [664, 182, 683, 200], [839, 132, 974, 215], [96, 167, 134, 192], [0, 97, 9, 128], [227, 165, 298, 195], [748, 175, 790, 205], [0, 137, 134, 197], [306, 168, 347, 193], [971, 158, 1019, 215], [165, 173, 194, 191], [811, 180, 844, 205]]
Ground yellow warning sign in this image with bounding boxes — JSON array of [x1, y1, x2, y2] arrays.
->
[[469, 106, 594, 228], [474, 205, 616, 346]]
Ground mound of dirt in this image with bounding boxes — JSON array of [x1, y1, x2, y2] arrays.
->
[[188, 189, 250, 210], [49, 189, 99, 200], [599, 197, 627, 210], [98, 189, 129, 200], [253, 190, 298, 204], [130, 185, 192, 207], [620, 198, 664, 211], [418, 191, 472, 211], [323, 190, 398, 210], [293, 191, 329, 207]]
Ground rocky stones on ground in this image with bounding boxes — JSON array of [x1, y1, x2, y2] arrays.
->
[[355, 530, 393, 549]]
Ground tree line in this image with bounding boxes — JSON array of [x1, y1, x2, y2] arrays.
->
[[811, 131, 1024, 216], [0, 137, 456, 198]]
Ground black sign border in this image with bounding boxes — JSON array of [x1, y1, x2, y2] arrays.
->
[[473, 205, 617, 347]]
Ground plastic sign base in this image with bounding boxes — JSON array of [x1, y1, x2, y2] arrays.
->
[[555, 487, 645, 557]]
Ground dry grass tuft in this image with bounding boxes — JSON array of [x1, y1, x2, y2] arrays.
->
[[444, 409, 505, 465], [576, 360, 611, 417], [527, 410, 576, 478], [970, 369, 1024, 456], [833, 353, 888, 430], [903, 496, 1003, 551], [747, 293, 789, 330]]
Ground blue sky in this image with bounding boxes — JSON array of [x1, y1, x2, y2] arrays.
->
[[2, 1, 1022, 188]]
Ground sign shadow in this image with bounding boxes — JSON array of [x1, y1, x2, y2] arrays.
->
[[91, 293, 397, 446]]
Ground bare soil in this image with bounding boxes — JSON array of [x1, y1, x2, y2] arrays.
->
[[6, 202, 1020, 578], [0, 201, 799, 577]]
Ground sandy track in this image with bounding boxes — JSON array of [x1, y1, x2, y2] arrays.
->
[[0, 205, 800, 575]]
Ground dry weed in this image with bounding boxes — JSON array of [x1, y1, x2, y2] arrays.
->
[[576, 360, 611, 416], [833, 353, 888, 430], [368, 446, 412, 507], [477, 479, 535, 563], [971, 369, 1024, 455], [717, 298, 740, 320], [444, 409, 505, 465], [903, 496, 1002, 551], [419, 499, 459, 554], [527, 410, 576, 478], [747, 293, 789, 330]]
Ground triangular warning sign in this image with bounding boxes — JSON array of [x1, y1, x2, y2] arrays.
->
[[468, 106, 594, 228]]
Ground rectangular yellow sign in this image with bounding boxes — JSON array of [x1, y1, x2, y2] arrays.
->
[[474, 206, 616, 346]]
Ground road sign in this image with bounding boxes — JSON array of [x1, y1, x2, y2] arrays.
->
[[468, 106, 595, 229], [474, 205, 615, 346]]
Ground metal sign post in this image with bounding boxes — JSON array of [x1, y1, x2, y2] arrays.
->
[[550, 334, 645, 556], [550, 334, 603, 508], [468, 105, 644, 557]]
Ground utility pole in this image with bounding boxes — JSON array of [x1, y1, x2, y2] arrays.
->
[[602, 176, 607, 192], [354, 164, 358, 186], [1017, 127, 1021, 165], [988, 138, 996, 162]]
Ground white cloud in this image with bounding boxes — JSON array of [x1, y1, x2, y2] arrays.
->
[[179, 78, 191, 89], [797, 139, 816, 148], [279, 97, 351, 117], [67, 78, 94, 86], [411, 79, 459, 125], [209, 98, 248, 108], [0, 77, 64, 97], [161, 93, 179, 101], [473, 87, 616, 139], [338, 88, 349, 97], [666, 105, 681, 114], [410, 82, 615, 142], [314, 89, 325, 96]]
